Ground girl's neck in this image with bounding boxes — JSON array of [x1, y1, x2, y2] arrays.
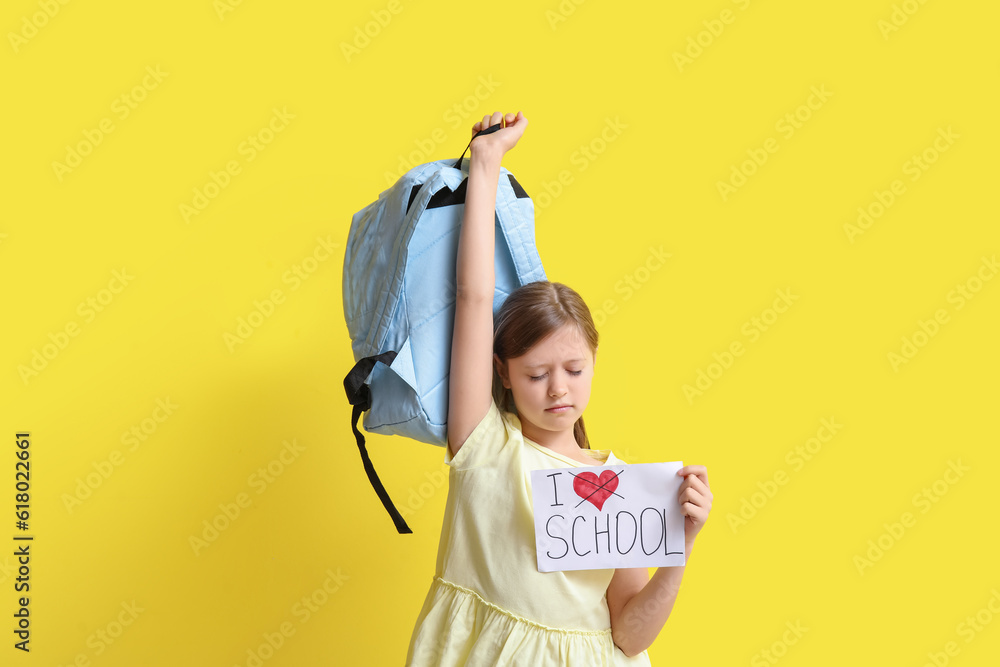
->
[[519, 419, 594, 464]]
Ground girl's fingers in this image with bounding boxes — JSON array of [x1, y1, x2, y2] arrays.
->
[[676, 465, 710, 490], [682, 501, 709, 524], [677, 464, 708, 478], [678, 477, 713, 509], [677, 466, 711, 531], [471, 111, 528, 154], [475, 111, 525, 135], [680, 474, 713, 502], [678, 485, 707, 508]]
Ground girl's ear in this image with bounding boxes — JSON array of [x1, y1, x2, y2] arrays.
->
[[493, 353, 510, 388]]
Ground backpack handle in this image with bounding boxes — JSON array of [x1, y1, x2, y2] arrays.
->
[[452, 121, 547, 290], [452, 122, 503, 169]]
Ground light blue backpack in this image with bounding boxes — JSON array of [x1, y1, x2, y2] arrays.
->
[[343, 125, 546, 533]]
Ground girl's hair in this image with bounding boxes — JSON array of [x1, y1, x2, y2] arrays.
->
[[492, 281, 599, 449]]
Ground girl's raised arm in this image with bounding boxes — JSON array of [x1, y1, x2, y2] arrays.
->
[[447, 111, 527, 457]]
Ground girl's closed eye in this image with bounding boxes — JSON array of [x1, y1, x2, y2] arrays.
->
[[528, 369, 583, 381]]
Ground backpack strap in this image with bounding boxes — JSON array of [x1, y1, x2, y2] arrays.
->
[[496, 171, 546, 285], [452, 122, 503, 169], [344, 351, 413, 534]]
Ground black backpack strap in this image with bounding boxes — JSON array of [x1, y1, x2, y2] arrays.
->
[[452, 122, 503, 169], [344, 351, 412, 534]]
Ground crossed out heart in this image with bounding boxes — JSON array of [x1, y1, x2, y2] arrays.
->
[[572, 470, 620, 511]]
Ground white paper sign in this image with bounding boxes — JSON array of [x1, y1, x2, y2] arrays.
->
[[530, 461, 686, 572]]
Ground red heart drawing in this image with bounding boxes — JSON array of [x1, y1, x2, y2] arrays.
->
[[573, 470, 619, 511]]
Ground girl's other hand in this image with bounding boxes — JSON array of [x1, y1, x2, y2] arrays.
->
[[470, 111, 527, 159], [676, 465, 712, 545]]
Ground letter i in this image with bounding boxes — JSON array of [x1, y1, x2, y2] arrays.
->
[[547, 473, 563, 506]]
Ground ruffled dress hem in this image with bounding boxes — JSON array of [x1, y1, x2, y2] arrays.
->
[[406, 577, 649, 666]]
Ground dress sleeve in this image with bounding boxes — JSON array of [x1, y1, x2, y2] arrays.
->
[[605, 451, 629, 466], [444, 397, 506, 470]]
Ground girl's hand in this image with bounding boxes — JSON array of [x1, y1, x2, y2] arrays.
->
[[470, 111, 527, 159], [676, 465, 712, 545]]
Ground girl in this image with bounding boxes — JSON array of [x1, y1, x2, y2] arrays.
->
[[405, 111, 712, 666]]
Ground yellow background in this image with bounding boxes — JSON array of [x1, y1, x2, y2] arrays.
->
[[2, 0, 998, 665]]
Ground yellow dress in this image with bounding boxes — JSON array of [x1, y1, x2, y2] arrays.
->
[[405, 399, 652, 666]]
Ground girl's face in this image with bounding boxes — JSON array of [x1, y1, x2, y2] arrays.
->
[[494, 323, 596, 443]]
